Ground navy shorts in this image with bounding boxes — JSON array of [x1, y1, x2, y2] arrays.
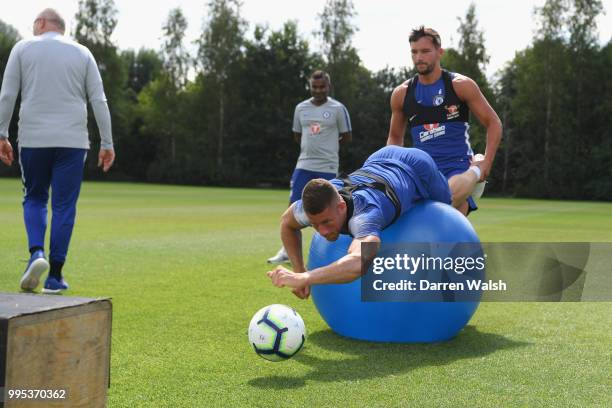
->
[[289, 168, 336, 203]]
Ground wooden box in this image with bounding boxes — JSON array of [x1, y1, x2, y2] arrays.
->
[[0, 293, 111, 408]]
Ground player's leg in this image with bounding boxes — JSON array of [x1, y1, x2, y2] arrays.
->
[[374, 145, 483, 216], [44, 148, 87, 294], [446, 166, 480, 216], [410, 150, 453, 205], [448, 171, 478, 206], [18, 147, 53, 290]]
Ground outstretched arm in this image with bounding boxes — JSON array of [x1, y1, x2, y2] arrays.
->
[[267, 235, 381, 294], [386, 83, 409, 146], [307, 235, 380, 284], [454, 76, 502, 181]]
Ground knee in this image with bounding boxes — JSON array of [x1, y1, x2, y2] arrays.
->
[[451, 192, 463, 209], [447, 176, 462, 197], [23, 191, 49, 205], [452, 199, 469, 215], [449, 183, 467, 210]]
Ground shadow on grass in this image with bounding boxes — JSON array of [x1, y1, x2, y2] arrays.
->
[[248, 325, 529, 389]]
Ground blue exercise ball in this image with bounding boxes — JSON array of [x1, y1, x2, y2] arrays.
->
[[308, 200, 483, 343]]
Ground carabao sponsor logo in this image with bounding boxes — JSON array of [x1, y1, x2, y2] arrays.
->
[[419, 123, 446, 142]]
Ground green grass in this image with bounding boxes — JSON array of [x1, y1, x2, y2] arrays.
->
[[0, 178, 610, 407]]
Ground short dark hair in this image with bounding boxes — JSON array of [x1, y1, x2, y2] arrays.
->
[[409, 26, 441, 48], [310, 70, 331, 85], [302, 179, 338, 215]]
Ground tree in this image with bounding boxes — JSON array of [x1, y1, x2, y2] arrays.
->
[[235, 22, 322, 184], [317, 0, 357, 67], [137, 75, 190, 182], [456, 3, 489, 83], [0, 20, 21, 178], [161, 8, 190, 89], [316, 0, 361, 104], [586, 40, 612, 199], [494, 61, 518, 194], [535, 0, 610, 199], [121, 48, 163, 96], [530, 0, 573, 195], [441, 3, 489, 86], [316, 0, 363, 170], [74, 0, 118, 46], [0, 20, 21, 78], [565, 0, 604, 196], [196, 0, 246, 177], [441, 3, 494, 157], [567, 0, 603, 51], [158, 8, 191, 163], [119, 48, 163, 180]]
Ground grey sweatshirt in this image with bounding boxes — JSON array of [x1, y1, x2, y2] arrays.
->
[[0, 32, 113, 149]]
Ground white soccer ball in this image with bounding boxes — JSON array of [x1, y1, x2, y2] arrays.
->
[[248, 304, 306, 362]]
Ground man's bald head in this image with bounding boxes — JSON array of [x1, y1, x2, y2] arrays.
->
[[34, 8, 65, 35]]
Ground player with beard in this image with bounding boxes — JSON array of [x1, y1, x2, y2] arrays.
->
[[387, 27, 502, 215]]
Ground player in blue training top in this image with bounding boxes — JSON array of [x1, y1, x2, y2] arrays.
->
[[387, 26, 502, 216], [266, 145, 452, 299]]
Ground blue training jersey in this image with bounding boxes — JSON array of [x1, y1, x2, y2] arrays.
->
[[293, 146, 451, 238], [407, 72, 473, 168]]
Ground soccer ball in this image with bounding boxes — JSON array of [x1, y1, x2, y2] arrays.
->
[[248, 304, 306, 362]]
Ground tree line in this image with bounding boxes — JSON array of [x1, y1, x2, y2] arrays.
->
[[0, 0, 609, 200]]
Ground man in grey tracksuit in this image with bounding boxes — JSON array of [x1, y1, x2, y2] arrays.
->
[[0, 8, 115, 293]]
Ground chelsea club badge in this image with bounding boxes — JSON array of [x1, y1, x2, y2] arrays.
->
[[433, 93, 444, 106]]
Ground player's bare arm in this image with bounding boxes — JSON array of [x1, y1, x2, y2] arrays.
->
[[268, 234, 380, 291], [279, 203, 307, 273], [339, 131, 352, 145], [387, 81, 410, 146], [452, 75, 503, 180], [303, 235, 381, 286]]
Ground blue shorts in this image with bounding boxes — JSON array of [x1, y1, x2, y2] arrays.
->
[[439, 162, 478, 213], [290, 168, 336, 203]]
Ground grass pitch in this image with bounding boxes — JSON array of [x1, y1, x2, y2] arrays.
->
[[0, 179, 610, 407]]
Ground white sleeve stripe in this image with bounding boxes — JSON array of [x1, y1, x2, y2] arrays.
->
[[292, 201, 311, 227], [341, 107, 352, 131]]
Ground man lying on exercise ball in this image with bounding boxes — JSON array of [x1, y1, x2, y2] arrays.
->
[[266, 145, 483, 299]]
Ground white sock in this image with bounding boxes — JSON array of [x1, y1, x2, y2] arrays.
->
[[468, 166, 481, 180]]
